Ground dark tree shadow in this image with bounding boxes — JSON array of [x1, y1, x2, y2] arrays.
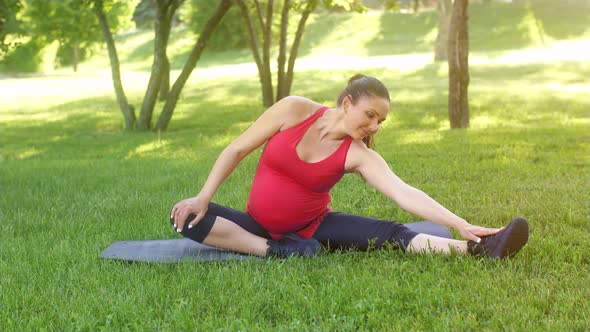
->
[[530, 0, 590, 40], [367, 11, 436, 56]]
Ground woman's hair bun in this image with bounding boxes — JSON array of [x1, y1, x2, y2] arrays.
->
[[337, 74, 390, 107], [348, 74, 367, 85]]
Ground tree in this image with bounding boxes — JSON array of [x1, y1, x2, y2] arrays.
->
[[447, 0, 469, 128], [235, 0, 314, 107], [26, 0, 96, 72], [236, 0, 365, 108], [93, 0, 232, 131], [434, 0, 452, 61], [23, 0, 130, 72], [136, 0, 182, 130], [155, 0, 233, 130], [93, 0, 135, 130], [0, 0, 22, 61]]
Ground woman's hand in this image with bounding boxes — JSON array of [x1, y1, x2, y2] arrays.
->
[[171, 195, 209, 233], [456, 221, 503, 243]]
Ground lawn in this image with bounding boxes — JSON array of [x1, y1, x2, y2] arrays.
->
[[1, 1, 589, 330]]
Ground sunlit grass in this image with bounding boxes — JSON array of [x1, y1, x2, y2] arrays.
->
[[1, 1, 589, 330], [3, 38, 588, 120]]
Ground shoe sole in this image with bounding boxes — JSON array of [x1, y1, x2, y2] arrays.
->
[[491, 217, 529, 258]]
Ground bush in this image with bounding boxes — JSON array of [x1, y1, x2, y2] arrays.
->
[[1, 38, 44, 73], [55, 43, 91, 69]]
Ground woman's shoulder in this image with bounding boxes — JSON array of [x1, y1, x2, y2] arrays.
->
[[277, 96, 326, 129], [344, 140, 380, 172], [279, 95, 325, 115], [347, 139, 371, 156]]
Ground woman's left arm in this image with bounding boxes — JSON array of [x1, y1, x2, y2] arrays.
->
[[351, 147, 501, 242]]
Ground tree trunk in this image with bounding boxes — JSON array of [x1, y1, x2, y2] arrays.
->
[[262, 0, 274, 105], [155, 0, 232, 131], [137, 0, 179, 130], [447, 0, 469, 129], [413, 0, 419, 13], [159, 51, 170, 101], [93, 0, 136, 130], [434, 0, 452, 61], [240, 0, 316, 105], [276, 0, 290, 101], [72, 42, 79, 72], [237, 0, 274, 107], [158, 1, 177, 102], [283, 0, 316, 99]]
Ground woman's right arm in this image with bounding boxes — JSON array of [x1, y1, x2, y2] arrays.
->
[[172, 96, 309, 231]]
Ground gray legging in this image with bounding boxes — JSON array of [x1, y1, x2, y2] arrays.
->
[[171, 203, 452, 251]]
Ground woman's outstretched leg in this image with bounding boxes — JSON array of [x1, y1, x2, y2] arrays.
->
[[408, 217, 529, 258], [407, 234, 467, 255], [313, 212, 420, 251], [314, 213, 528, 258]]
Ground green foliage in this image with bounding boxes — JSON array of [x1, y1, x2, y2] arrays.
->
[[184, 0, 369, 52], [0, 37, 43, 72], [0, 0, 23, 59], [1, 0, 134, 71], [320, 0, 368, 12], [24, 0, 99, 67], [184, 0, 249, 51], [131, 0, 155, 29], [55, 42, 91, 67], [381, 0, 399, 11], [527, 0, 590, 39]]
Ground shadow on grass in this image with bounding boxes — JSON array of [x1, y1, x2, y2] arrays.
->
[[367, 1, 590, 58], [114, 26, 253, 72], [3, 59, 588, 163], [471, 1, 590, 47], [529, 0, 590, 40], [296, 13, 358, 58], [366, 11, 436, 56], [122, 34, 156, 68], [0, 95, 255, 162]]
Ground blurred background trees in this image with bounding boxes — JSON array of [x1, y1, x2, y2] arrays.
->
[[0, 0, 133, 72], [5, 0, 580, 130], [91, 0, 232, 131], [0, 0, 473, 130], [0, 0, 23, 61]]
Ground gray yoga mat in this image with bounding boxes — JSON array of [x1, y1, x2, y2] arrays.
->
[[100, 221, 453, 263]]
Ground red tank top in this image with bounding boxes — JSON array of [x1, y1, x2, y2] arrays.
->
[[246, 106, 353, 239]]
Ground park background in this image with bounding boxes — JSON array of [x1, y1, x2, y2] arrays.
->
[[1, 0, 589, 330]]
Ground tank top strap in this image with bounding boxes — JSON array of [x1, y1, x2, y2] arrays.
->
[[281, 106, 329, 138], [300, 106, 329, 128], [334, 135, 354, 165]]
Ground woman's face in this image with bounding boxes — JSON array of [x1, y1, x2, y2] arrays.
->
[[342, 95, 390, 140]]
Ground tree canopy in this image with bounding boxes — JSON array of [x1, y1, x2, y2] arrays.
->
[[0, 0, 23, 61]]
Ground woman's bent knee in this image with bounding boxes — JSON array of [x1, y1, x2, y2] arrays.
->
[[171, 213, 217, 243]]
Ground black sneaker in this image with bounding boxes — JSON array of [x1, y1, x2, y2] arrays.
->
[[266, 233, 321, 258], [468, 217, 529, 258]]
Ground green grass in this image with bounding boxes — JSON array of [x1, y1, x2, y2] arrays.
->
[[1, 1, 590, 330]]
